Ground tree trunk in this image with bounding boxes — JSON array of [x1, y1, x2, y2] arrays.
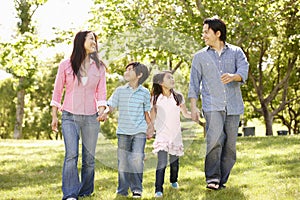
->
[[13, 77, 25, 139], [263, 111, 273, 136], [261, 103, 273, 136]]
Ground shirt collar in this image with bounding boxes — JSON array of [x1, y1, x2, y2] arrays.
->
[[205, 42, 229, 51], [158, 93, 174, 100], [90, 58, 95, 65], [125, 83, 142, 90]]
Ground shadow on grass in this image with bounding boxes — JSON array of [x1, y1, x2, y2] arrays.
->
[[0, 149, 64, 192], [203, 187, 246, 200]]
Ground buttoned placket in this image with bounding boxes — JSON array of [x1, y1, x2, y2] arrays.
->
[[214, 49, 228, 107]]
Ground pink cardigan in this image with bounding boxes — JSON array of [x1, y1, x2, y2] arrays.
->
[[50, 58, 107, 115]]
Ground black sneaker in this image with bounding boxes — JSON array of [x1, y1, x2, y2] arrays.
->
[[132, 192, 142, 198], [219, 184, 226, 190]]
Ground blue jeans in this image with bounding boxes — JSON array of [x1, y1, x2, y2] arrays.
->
[[155, 151, 179, 193], [117, 133, 146, 196], [203, 111, 240, 185], [61, 111, 100, 200]]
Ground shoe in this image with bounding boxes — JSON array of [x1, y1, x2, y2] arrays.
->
[[219, 184, 226, 189], [206, 182, 219, 190], [171, 182, 179, 189], [155, 191, 163, 197], [66, 198, 77, 200], [132, 191, 142, 198]]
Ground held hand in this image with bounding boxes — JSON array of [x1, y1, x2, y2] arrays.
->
[[97, 112, 108, 122], [146, 123, 155, 139], [191, 109, 200, 123]]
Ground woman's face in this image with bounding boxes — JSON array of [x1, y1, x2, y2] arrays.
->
[[84, 32, 96, 54]]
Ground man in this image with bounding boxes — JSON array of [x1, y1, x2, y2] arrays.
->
[[188, 17, 249, 190]]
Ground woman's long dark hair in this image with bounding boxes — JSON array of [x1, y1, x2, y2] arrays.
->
[[151, 71, 183, 106], [70, 31, 104, 82]]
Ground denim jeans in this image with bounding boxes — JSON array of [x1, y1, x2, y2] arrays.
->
[[117, 133, 146, 196], [203, 111, 240, 185], [61, 111, 100, 200], [155, 151, 179, 193]]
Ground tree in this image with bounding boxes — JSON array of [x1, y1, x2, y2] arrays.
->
[[89, 0, 299, 136], [236, 0, 300, 135], [0, 0, 47, 139]]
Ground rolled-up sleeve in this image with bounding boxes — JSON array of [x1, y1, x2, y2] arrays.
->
[[96, 65, 107, 107], [235, 47, 249, 84], [50, 62, 66, 109], [188, 53, 202, 99]]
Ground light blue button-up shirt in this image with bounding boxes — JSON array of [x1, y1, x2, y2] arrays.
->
[[107, 83, 151, 135], [188, 43, 249, 115]]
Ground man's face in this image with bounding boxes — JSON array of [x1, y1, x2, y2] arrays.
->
[[202, 24, 219, 46]]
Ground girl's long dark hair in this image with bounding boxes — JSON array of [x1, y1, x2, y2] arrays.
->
[[151, 71, 183, 106], [70, 31, 105, 82]]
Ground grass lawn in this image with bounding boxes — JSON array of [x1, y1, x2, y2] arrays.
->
[[0, 122, 299, 200]]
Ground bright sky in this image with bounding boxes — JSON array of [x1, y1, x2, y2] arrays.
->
[[0, 0, 93, 79], [0, 0, 93, 40]]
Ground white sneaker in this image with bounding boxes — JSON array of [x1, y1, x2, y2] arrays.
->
[[66, 198, 77, 200], [155, 191, 163, 197], [171, 182, 179, 189]]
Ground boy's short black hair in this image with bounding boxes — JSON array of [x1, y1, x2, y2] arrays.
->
[[125, 62, 149, 85]]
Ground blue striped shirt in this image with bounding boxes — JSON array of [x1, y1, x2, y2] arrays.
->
[[188, 43, 249, 115], [107, 83, 151, 135]]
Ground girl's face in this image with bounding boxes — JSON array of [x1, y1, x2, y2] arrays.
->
[[161, 72, 175, 90], [84, 32, 96, 54]]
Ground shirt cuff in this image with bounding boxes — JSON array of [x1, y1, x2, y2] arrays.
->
[[97, 100, 107, 108], [50, 100, 62, 110]]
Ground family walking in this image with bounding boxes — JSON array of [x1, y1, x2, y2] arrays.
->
[[51, 16, 248, 199]]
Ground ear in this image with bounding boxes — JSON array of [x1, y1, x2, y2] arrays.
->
[[137, 73, 143, 79], [216, 30, 221, 38]]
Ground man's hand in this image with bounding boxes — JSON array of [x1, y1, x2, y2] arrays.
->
[[221, 73, 242, 84]]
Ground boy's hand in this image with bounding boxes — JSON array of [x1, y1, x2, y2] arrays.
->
[[146, 123, 155, 139], [97, 112, 108, 122]]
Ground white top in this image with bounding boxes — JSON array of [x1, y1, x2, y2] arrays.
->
[[153, 93, 184, 156], [81, 77, 88, 86]]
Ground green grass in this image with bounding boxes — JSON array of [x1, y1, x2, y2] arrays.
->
[[0, 122, 299, 200]]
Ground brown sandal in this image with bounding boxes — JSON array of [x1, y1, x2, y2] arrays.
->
[[206, 182, 219, 190]]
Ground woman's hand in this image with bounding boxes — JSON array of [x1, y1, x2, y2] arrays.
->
[[97, 112, 107, 122]]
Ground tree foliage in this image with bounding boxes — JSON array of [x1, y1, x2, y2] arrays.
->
[[0, 0, 299, 139], [0, 0, 47, 139], [89, 0, 300, 136]]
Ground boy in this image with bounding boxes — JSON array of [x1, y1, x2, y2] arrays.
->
[[101, 62, 153, 198]]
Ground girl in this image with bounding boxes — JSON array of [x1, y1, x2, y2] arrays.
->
[[148, 71, 191, 198], [51, 31, 107, 200]]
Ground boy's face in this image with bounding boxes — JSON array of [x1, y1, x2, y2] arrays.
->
[[124, 64, 139, 82]]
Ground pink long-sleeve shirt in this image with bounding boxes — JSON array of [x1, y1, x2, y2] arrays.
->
[[50, 58, 107, 115]]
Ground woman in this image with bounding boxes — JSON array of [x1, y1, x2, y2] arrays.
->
[[51, 31, 107, 200]]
